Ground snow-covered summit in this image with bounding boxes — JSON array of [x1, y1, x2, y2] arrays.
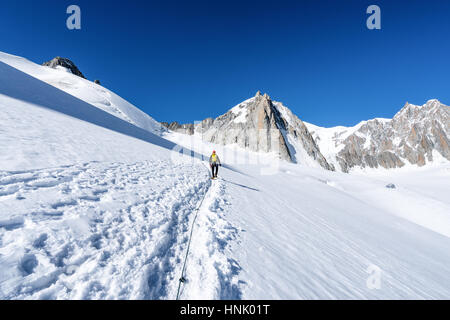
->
[[229, 96, 255, 124], [0, 52, 164, 135], [394, 99, 447, 122], [42, 57, 86, 79]]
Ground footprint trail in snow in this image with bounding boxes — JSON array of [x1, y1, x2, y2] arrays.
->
[[176, 177, 244, 300], [0, 160, 242, 299]]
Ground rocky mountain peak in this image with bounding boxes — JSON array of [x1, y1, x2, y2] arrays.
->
[[253, 91, 271, 101], [394, 99, 447, 123], [42, 57, 86, 79], [309, 99, 450, 172], [426, 98, 441, 105], [162, 93, 335, 171]]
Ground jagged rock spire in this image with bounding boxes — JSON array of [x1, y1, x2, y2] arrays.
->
[[161, 92, 335, 171]]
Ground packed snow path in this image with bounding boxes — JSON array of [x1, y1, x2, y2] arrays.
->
[[0, 160, 243, 299], [0, 160, 235, 299], [177, 176, 242, 299]]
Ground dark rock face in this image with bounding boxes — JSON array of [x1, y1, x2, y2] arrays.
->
[[42, 57, 86, 79], [94, 80, 101, 85]]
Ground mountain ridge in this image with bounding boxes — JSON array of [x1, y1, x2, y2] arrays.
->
[[163, 94, 449, 172], [306, 99, 450, 172], [162, 91, 335, 171], [0, 51, 165, 136]]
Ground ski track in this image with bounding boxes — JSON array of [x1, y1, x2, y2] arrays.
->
[[0, 160, 242, 300]]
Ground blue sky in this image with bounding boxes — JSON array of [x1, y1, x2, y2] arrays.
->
[[1, 0, 450, 127]]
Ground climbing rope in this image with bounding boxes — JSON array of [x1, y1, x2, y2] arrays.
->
[[175, 161, 212, 300]]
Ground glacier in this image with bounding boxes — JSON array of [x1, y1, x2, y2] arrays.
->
[[1, 51, 450, 299]]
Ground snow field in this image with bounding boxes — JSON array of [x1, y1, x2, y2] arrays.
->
[[1, 50, 450, 300], [0, 160, 212, 299]]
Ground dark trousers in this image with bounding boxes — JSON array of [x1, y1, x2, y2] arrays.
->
[[211, 163, 219, 177]]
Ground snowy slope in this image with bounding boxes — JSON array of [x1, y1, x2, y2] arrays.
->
[[271, 100, 334, 169], [0, 56, 178, 171], [1, 50, 450, 300], [304, 121, 364, 169], [229, 97, 255, 124], [167, 132, 450, 299], [0, 161, 210, 299], [0, 52, 164, 135], [0, 52, 218, 299]]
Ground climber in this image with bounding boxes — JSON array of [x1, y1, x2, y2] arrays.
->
[[209, 150, 221, 179]]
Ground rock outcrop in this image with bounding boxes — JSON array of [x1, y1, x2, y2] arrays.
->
[[42, 57, 86, 79], [160, 121, 195, 135]]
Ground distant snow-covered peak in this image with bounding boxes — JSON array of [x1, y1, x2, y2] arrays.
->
[[396, 99, 444, 116], [308, 99, 450, 172]]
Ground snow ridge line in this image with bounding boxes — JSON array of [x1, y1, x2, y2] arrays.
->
[[175, 162, 212, 300]]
